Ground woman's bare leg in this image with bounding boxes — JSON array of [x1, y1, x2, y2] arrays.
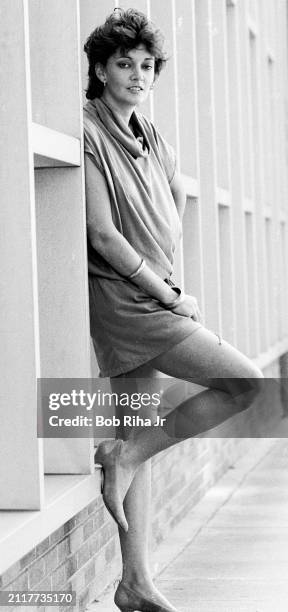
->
[[111, 327, 264, 466], [101, 325, 264, 528], [96, 327, 264, 608], [98, 327, 265, 522], [121, 461, 152, 582], [108, 367, 181, 609]]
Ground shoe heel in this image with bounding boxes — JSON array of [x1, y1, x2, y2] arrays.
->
[[99, 469, 104, 494], [94, 461, 104, 494]]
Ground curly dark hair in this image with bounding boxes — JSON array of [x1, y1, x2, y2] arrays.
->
[[83, 7, 167, 99]]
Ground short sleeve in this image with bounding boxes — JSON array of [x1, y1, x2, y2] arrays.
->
[[83, 118, 105, 176], [151, 126, 177, 184], [84, 128, 104, 174]]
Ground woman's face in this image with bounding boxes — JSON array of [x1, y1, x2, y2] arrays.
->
[[98, 44, 155, 114]]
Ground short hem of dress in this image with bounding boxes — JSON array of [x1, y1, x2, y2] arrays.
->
[[99, 322, 204, 378]]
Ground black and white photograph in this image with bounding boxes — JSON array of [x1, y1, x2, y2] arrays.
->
[[1, 1, 288, 611]]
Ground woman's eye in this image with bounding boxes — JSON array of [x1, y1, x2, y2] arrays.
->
[[143, 65, 153, 70], [118, 62, 130, 68]]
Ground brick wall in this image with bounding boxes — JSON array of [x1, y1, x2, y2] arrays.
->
[[0, 496, 120, 612], [0, 366, 283, 612]]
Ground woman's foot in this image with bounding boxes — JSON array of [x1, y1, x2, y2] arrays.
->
[[94, 439, 136, 532], [114, 580, 179, 612]]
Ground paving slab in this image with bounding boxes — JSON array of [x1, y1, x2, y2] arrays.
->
[[86, 436, 288, 612]]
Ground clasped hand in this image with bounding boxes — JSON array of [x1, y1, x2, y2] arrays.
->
[[171, 294, 202, 322]]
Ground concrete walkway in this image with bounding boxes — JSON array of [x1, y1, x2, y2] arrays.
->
[[87, 436, 288, 612]]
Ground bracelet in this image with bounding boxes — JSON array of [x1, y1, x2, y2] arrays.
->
[[127, 258, 146, 280], [163, 287, 185, 310]]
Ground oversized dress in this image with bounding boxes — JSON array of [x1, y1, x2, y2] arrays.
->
[[83, 98, 203, 377]]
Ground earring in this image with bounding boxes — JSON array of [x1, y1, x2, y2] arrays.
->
[[103, 78, 107, 87], [150, 84, 154, 90]]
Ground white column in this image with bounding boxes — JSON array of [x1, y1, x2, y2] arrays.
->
[[194, 0, 222, 333], [245, 1, 270, 353], [211, 0, 236, 345], [0, 0, 43, 508], [30, 0, 93, 474], [237, 0, 260, 357], [226, 1, 250, 354]]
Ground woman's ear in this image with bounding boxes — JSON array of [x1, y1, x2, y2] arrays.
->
[[95, 62, 107, 85]]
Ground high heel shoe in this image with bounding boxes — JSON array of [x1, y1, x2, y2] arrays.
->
[[114, 581, 180, 612], [94, 440, 129, 532]]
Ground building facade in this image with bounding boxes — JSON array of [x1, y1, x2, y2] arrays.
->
[[1, 0, 288, 608]]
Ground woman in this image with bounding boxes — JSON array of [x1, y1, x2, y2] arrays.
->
[[83, 8, 263, 612]]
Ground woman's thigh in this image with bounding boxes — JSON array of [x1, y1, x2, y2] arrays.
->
[[113, 328, 263, 403], [111, 329, 265, 425], [148, 326, 263, 384]]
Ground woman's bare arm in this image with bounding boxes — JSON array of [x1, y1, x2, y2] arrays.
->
[[170, 170, 187, 221]]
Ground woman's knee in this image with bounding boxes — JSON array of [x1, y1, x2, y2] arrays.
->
[[217, 337, 264, 389], [240, 362, 264, 397], [250, 369, 264, 397], [226, 366, 264, 410]]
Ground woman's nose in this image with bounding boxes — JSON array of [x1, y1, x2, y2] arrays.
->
[[131, 66, 143, 80]]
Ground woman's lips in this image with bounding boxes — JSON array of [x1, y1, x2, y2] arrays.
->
[[128, 86, 143, 92]]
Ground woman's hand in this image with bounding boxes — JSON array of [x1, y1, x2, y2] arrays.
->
[[171, 294, 202, 322]]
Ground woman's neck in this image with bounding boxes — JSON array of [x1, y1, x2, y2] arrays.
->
[[101, 91, 135, 126]]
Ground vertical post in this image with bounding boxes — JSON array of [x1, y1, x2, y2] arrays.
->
[[226, 1, 250, 354], [237, 0, 260, 357], [194, 0, 222, 333], [34, 0, 93, 474], [0, 0, 43, 508], [244, 1, 270, 353], [211, 0, 237, 345], [178, 0, 205, 315], [271, 0, 287, 342]]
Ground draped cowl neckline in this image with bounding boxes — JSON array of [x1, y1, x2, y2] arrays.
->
[[89, 97, 150, 159]]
